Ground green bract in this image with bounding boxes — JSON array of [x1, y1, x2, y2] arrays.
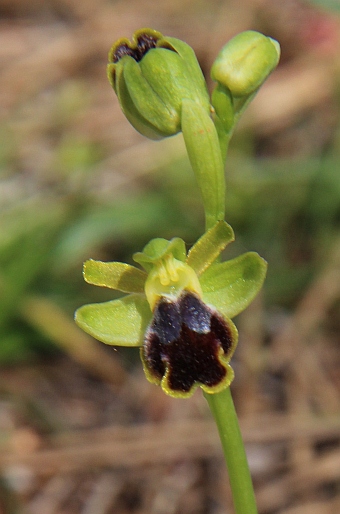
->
[[107, 28, 210, 140], [75, 221, 267, 398], [211, 30, 280, 97]]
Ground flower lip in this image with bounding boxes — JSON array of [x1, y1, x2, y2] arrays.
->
[[142, 290, 237, 397]]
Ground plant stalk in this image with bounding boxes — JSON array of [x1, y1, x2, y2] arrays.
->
[[186, 82, 258, 513], [204, 387, 258, 514]]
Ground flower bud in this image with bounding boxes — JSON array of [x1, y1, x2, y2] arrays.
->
[[211, 30, 280, 97], [107, 28, 210, 139]]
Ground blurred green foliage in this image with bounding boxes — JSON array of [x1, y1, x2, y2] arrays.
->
[[309, 0, 340, 11]]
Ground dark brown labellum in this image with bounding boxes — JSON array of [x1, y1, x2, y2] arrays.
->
[[143, 291, 234, 394]]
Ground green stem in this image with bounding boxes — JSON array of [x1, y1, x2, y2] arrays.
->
[[214, 119, 232, 167], [181, 99, 225, 231], [204, 388, 258, 514], [182, 84, 258, 513], [211, 85, 259, 168], [211, 84, 234, 166], [203, 87, 258, 512]]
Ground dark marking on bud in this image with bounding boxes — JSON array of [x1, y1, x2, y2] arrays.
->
[[113, 43, 136, 63], [135, 33, 159, 60], [113, 32, 159, 63]]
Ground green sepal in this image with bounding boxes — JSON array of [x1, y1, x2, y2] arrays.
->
[[140, 43, 210, 119], [140, 49, 208, 128], [74, 294, 151, 346], [83, 259, 147, 293], [181, 98, 226, 230], [186, 221, 234, 276], [163, 37, 209, 103], [113, 59, 165, 140], [200, 252, 267, 318], [133, 237, 186, 272], [123, 57, 178, 136]]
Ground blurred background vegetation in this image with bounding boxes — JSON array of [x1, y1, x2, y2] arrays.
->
[[0, 0, 340, 513]]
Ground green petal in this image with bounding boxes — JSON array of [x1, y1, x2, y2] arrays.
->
[[74, 294, 151, 346], [83, 259, 147, 293], [200, 252, 267, 318], [133, 236, 186, 272], [186, 221, 234, 276]]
